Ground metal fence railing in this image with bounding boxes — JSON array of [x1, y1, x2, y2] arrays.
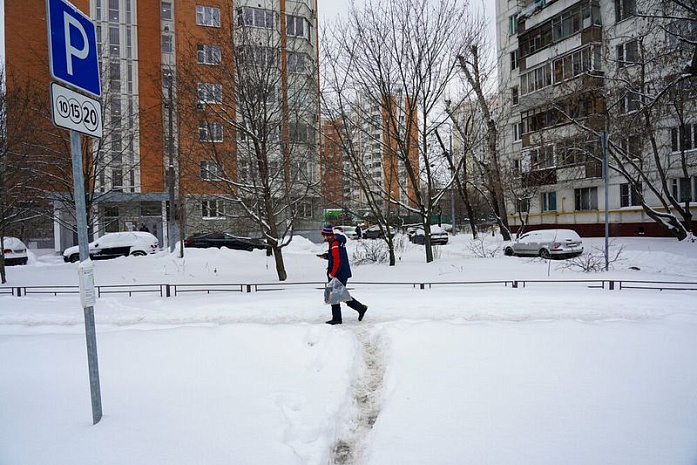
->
[[2, 279, 696, 298]]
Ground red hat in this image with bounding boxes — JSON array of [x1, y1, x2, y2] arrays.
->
[[321, 225, 335, 236]]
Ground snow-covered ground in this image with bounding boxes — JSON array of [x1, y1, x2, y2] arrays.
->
[[1, 234, 696, 465]]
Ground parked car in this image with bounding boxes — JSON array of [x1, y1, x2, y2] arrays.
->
[[2, 237, 29, 266], [504, 229, 583, 259], [334, 225, 359, 239], [63, 231, 159, 263], [408, 225, 449, 245], [363, 224, 395, 239], [184, 232, 268, 251]]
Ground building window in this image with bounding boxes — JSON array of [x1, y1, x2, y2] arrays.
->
[[619, 91, 641, 114], [620, 183, 642, 207], [616, 40, 638, 68], [199, 122, 223, 142], [508, 13, 519, 35], [197, 83, 223, 104], [200, 160, 222, 180], [553, 45, 599, 83], [511, 86, 519, 105], [111, 167, 123, 192], [574, 186, 598, 211], [542, 192, 557, 211], [238, 46, 278, 68], [666, 19, 697, 49], [108, 0, 119, 21], [237, 7, 274, 29], [510, 49, 519, 71], [520, 64, 552, 95], [196, 5, 221, 27], [108, 25, 120, 56], [671, 177, 694, 202], [161, 2, 172, 20], [528, 145, 555, 170], [161, 35, 173, 54], [671, 124, 696, 153], [290, 123, 311, 143], [619, 135, 642, 158], [287, 15, 306, 38], [202, 199, 225, 219], [294, 201, 313, 218], [513, 122, 522, 142], [516, 198, 530, 213], [197, 44, 221, 65], [615, 0, 636, 23], [288, 52, 308, 73]]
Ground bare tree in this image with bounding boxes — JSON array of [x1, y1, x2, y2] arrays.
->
[[322, 0, 476, 263], [457, 44, 513, 241], [0, 70, 46, 283], [176, 7, 320, 280]]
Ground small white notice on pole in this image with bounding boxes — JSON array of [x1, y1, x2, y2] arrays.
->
[[78, 259, 97, 308], [50, 82, 103, 138]]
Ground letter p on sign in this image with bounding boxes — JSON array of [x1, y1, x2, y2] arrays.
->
[[47, 0, 102, 97]]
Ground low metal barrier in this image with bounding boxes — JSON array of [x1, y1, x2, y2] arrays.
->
[[2, 279, 696, 298]]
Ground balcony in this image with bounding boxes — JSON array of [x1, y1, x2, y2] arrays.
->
[[522, 168, 557, 187]]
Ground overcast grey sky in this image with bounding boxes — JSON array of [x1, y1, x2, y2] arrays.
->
[[318, 0, 497, 48]]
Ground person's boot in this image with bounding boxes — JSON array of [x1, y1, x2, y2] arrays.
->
[[357, 305, 368, 322], [325, 319, 342, 325]]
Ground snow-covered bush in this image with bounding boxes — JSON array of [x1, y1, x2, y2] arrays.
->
[[351, 240, 389, 265]]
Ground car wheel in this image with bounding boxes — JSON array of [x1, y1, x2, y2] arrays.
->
[[69, 254, 80, 263], [539, 249, 551, 259], [131, 251, 147, 257], [504, 247, 514, 256]]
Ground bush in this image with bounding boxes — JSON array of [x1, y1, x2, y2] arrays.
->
[[559, 244, 624, 272], [468, 237, 500, 258], [352, 240, 389, 265]]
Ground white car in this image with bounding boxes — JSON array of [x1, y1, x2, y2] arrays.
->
[[504, 229, 583, 259], [2, 237, 29, 266], [334, 225, 359, 239], [63, 231, 159, 263]]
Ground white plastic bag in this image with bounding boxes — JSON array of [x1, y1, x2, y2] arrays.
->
[[324, 277, 352, 305]]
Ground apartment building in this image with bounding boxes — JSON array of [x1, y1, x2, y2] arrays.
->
[[320, 92, 419, 222], [4, 0, 320, 250], [496, 0, 696, 237]]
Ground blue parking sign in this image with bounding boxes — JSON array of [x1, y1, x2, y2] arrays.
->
[[46, 0, 101, 97]]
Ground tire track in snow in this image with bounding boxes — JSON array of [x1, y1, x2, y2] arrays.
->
[[330, 328, 385, 465]]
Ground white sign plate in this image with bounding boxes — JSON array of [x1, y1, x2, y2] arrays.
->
[[50, 82, 103, 138]]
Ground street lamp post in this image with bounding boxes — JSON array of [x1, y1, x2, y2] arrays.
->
[[601, 130, 609, 271]]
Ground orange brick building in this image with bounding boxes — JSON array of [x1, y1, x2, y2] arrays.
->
[[4, 0, 320, 250]]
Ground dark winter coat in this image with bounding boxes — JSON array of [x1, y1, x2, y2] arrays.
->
[[326, 234, 352, 281]]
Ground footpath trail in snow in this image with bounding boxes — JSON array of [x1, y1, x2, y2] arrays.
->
[[330, 327, 386, 465]]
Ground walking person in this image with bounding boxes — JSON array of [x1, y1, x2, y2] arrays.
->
[[319, 225, 368, 325]]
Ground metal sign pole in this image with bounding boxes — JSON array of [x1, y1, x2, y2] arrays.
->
[[70, 129, 102, 425]]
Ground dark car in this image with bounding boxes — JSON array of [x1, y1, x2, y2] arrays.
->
[[184, 232, 268, 251]]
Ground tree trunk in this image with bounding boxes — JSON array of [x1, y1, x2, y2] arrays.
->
[[272, 246, 288, 281]]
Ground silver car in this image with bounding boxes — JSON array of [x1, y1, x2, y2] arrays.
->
[[504, 229, 583, 259]]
